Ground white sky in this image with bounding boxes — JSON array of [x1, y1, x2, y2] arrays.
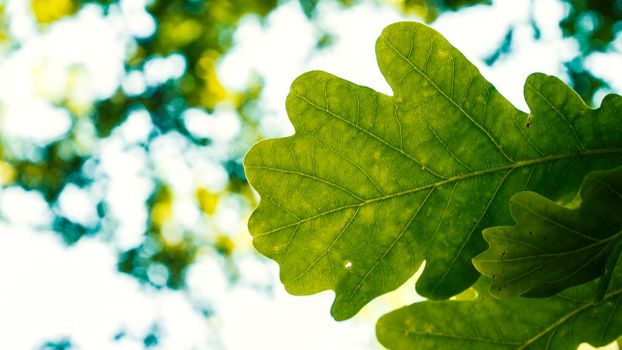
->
[[0, 0, 621, 349]]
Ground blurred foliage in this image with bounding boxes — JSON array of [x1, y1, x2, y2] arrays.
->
[[196, 187, 219, 215], [2, 0, 281, 289], [38, 337, 73, 350], [395, 0, 491, 22], [118, 184, 199, 289], [10, 140, 89, 202], [129, 0, 277, 110], [558, 0, 622, 102], [561, 0, 622, 52], [0, 0, 621, 319], [300, 0, 493, 22], [31, 0, 77, 24], [484, 26, 513, 65], [0, 3, 9, 44]]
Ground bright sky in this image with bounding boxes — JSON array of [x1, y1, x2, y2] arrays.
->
[[0, 0, 621, 349]]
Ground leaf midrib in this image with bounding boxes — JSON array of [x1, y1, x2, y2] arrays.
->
[[512, 199, 601, 242], [252, 147, 622, 237], [381, 324, 521, 346], [478, 230, 622, 264], [516, 287, 622, 349]]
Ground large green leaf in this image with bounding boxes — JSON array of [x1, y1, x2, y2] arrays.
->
[[474, 166, 622, 298], [377, 274, 622, 350], [243, 21, 622, 320]]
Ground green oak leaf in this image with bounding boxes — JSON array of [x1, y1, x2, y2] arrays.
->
[[243, 21, 622, 320], [377, 273, 622, 350], [474, 166, 622, 298]]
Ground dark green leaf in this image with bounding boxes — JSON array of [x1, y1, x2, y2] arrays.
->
[[377, 274, 622, 350], [244, 21, 622, 320], [474, 166, 622, 298]]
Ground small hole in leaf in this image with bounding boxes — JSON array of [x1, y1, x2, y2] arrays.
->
[[344, 261, 352, 269]]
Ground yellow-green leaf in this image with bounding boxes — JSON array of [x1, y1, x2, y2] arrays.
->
[[244, 21, 622, 320]]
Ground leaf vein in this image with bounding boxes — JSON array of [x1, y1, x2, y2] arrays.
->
[[380, 34, 514, 162]]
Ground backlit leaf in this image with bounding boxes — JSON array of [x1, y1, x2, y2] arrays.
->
[[244, 21, 622, 320]]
